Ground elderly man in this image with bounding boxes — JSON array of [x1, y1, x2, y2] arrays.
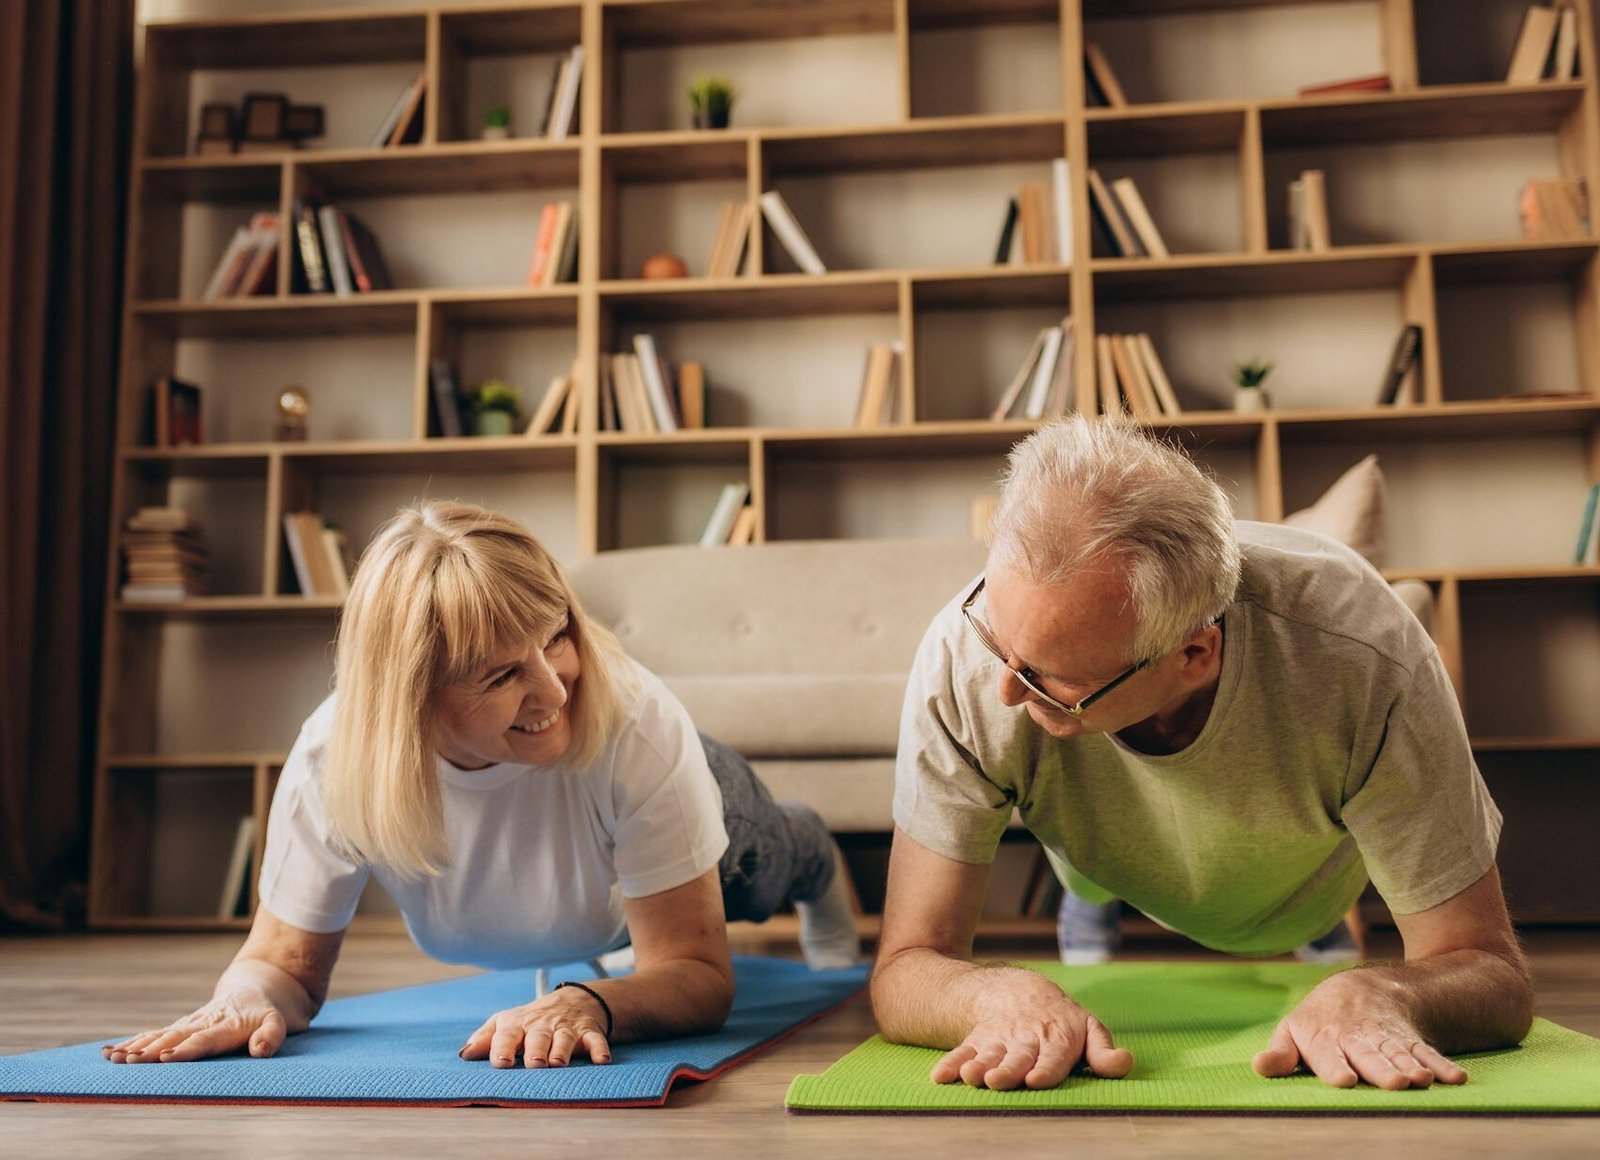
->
[[871, 417, 1531, 1092]]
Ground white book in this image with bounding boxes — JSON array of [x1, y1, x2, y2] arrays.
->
[[1043, 321, 1077, 416], [992, 328, 1050, 420], [1023, 325, 1065, 419], [698, 481, 751, 547], [759, 190, 826, 275], [548, 45, 585, 140], [1050, 158, 1074, 264], [201, 225, 253, 301], [217, 815, 257, 920], [369, 77, 418, 148], [317, 205, 354, 296], [632, 333, 679, 431]]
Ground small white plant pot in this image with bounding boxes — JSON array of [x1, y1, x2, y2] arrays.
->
[[481, 125, 512, 141], [1233, 387, 1267, 413]]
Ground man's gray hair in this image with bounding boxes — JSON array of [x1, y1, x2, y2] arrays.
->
[[989, 417, 1242, 661]]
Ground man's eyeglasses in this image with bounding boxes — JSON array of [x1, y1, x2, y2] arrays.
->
[[960, 576, 1149, 718]]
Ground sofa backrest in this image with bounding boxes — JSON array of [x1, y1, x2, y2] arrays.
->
[[568, 539, 987, 757]]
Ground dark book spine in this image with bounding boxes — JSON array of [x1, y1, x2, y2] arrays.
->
[[1377, 324, 1422, 405], [993, 197, 1020, 265]]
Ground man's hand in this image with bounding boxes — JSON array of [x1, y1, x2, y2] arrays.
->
[[1252, 967, 1467, 1089], [930, 971, 1133, 1090]]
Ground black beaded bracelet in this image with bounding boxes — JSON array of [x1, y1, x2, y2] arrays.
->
[[554, 980, 614, 1039]]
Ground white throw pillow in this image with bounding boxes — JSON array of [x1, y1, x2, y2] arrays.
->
[[1283, 453, 1387, 568]]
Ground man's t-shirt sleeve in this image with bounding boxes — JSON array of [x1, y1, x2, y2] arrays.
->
[[892, 607, 1014, 865], [1340, 649, 1502, 915]]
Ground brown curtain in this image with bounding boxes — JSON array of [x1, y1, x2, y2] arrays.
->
[[0, 1, 133, 930]]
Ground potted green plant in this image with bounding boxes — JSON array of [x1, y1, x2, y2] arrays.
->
[[687, 76, 736, 130], [468, 379, 521, 436], [481, 103, 513, 141], [1232, 358, 1273, 413]]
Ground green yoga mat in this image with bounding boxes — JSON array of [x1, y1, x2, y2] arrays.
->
[[787, 962, 1600, 1114]]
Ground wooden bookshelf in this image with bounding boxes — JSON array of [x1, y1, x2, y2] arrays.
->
[[96, 0, 1600, 930]]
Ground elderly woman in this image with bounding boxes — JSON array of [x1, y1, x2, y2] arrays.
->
[[103, 501, 857, 1070]]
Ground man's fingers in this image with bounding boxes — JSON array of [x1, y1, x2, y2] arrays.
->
[[1082, 1016, 1133, 1079], [930, 1043, 977, 1084], [1024, 1037, 1079, 1090], [957, 1044, 1006, 1088], [981, 1046, 1041, 1091], [1344, 1036, 1416, 1091], [1251, 1019, 1303, 1078], [1412, 1041, 1468, 1085], [1299, 1032, 1359, 1089]]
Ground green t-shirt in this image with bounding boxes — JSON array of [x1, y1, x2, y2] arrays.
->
[[893, 521, 1501, 956]]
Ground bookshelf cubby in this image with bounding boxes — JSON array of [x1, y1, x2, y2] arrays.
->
[[99, 0, 1600, 932]]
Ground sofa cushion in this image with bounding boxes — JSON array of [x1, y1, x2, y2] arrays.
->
[[664, 673, 906, 757], [570, 539, 986, 677], [748, 757, 899, 832], [1284, 453, 1387, 568]]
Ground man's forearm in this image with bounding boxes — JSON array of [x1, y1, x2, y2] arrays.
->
[[1363, 947, 1533, 1053], [871, 946, 1063, 1048]]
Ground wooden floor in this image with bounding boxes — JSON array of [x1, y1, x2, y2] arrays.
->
[[3, 926, 1597, 1158]]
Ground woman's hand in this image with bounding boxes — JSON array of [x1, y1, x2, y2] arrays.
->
[[101, 987, 291, 1064], [458, 986, 612, 1069]]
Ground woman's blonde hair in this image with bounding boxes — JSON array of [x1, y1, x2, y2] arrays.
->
[[321, 500, 632, 878], [989, 417, 1242, 661]]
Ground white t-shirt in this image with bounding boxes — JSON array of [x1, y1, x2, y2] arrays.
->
[[894, 521, 1502, 956], [257, 661, 729, 971]]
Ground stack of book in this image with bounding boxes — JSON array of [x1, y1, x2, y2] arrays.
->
[[997, 159, 1072, 266], [1506, 3, 1581, 85], [705, 199, 755, 277], [291, 199, 393, 296], [1087, 170, 1168, 259], [993, 317, 1075, 421], [698, 482, 756, 547], [526, 200, 579, 287], [121, 507, 209, 601], [281, 511, 351, 599], [202, 212, 281, 299], [1092, 333, 1182, 419], [602, 335, 706, 434], [1287, 169, 1331, 251], [1518, 177, 1590, 240]]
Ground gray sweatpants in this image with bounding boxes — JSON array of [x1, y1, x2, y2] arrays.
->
[[699, 732, 836, 922]]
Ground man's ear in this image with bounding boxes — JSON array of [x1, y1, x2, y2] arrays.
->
[[1177, 623, 1223, 679]]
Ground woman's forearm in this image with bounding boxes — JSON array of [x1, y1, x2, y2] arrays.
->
[[605, 957, 734, 1043]]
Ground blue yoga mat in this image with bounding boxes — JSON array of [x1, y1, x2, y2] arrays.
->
[[0, 956, 867, 1108]]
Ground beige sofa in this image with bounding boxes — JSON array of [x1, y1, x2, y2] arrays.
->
[[568, 537, 1433, 835], [570, 539, 986, 831]]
